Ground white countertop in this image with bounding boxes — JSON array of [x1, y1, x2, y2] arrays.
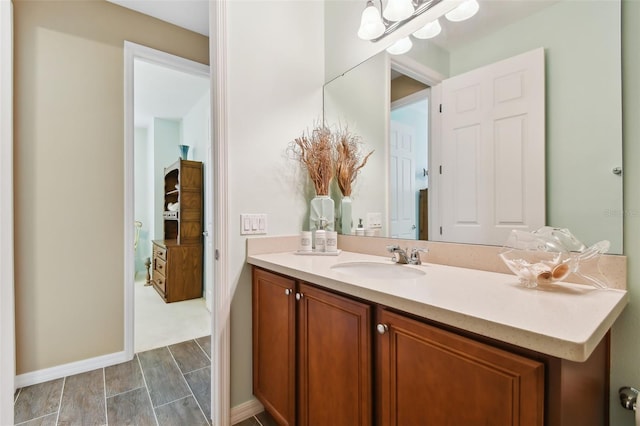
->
[[247, 250, 628, 362]]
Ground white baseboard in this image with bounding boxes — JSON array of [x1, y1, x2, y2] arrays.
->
[[15, 351, 129, 389], [230, 398, 264, 425]]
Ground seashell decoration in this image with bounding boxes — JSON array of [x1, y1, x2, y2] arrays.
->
[[499, 227, 610, 289]]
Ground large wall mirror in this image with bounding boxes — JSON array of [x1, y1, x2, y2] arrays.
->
[[324, 0, 623, 253]]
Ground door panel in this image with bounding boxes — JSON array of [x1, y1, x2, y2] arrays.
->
[[439, 48, 545, 245], [298, 283, 371, 426], [377, 308, 544, 426], [390, 120, 417, 239], [252, 269, 296, 426]]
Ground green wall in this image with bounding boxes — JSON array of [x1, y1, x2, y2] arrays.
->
[[611, 1, 640, 424], [449, 0, 623, 254]]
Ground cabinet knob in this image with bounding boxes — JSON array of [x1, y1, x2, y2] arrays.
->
[[376, 323, 389, 335], [285, 289, 292, 296], [296, 293, 304, 301]]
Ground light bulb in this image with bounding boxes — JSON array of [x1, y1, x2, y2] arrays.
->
[[383, 0, 414, 22], [357, 0, 385, 40], [386, 37, 413, 55], [412, 19, 442, 39], [445, 0, 479, 22]]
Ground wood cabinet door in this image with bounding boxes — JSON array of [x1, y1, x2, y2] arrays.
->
[[252, 268, 296, 426], [376, 308, 544, 426], [297, 283, 372, 426]]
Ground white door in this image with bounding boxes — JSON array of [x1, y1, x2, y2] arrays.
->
[[390, 120, 417, 239], [437, 48, 545, 245]]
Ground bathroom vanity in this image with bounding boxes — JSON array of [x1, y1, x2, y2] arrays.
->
[[248, 243, 627, 426]]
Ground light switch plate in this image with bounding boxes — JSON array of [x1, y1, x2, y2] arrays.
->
[[240, 213, 268, 235]]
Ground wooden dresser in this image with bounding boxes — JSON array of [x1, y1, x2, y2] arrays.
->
[[151, 159, 203, 303]]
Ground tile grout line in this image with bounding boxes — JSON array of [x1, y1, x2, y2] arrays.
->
[[14, 412, 56, 426], [153, 394, 192, 409], [102, 367, 108, 425], [107, 385, 147, 399], [136, 353, 160, 426], [194, 336, 211, 361], [167, 341, 210, 423], [184, 365, 210, 375], [55, 376, 66, 425]]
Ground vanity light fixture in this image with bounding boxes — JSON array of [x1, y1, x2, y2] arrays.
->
[[358, 0, 480, 54], [358, 0, 445, 42], [386, 36, 413, 55], [357, 0, 386, 40], [445, 0, 479, 22], [412, 18, 442, 39], [383, 0, 415, 22]]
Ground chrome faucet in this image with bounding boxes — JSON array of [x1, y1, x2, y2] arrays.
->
[[386, 245, 428, 265]]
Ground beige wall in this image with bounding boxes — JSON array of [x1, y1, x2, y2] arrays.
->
[[390, 75, 428, 103], [13, 0, 208, 374]]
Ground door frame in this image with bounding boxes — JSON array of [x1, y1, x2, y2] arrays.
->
[[390, 88, 429, 240], [122, 41, 211, 360], [210, 1, 231, 423], [390, 55, 443, 241], [0, 0, 14, 424]]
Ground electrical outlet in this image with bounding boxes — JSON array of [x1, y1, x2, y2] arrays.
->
[[240, 213, 268, 235], [367, 212, 382, 229]]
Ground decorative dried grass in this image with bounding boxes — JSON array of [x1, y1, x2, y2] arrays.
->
[[335, 127, 374, 197], [288, 125, 334, 196]]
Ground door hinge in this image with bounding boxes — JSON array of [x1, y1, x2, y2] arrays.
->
[[215, 249, 220, 260], [439, 104, 442, 113], [439, 165, 442, 174], [439, 226, 443, 235]]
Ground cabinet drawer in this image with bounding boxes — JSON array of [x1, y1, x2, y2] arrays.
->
[[154, 245, 167, 261], [154, 275, 166, 293], [154, 257, 166, 277]]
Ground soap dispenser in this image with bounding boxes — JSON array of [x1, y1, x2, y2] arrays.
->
[[355, 218, 365, 236], [315, 218, 327, 252]]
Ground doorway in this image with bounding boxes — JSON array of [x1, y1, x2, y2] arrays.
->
[[389, 70, 430, 240], [124, 42, 212, 357]]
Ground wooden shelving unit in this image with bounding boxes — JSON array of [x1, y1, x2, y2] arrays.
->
[[151, 159, 203, 303]]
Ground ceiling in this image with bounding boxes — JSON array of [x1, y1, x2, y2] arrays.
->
[[134, 59, 209, 128], [112, 0, 557, 128], [106, 0, 209, 36], [105, 1, 559, 52]]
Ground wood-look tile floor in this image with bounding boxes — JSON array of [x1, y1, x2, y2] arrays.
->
[[13, 336, 275, 426]]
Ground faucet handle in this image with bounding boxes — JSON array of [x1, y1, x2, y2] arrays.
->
[[409, 247, 428, 265], [386, 245, 400, 253]]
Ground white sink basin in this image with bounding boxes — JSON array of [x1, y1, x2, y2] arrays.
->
[[330, 261, 426, 280]]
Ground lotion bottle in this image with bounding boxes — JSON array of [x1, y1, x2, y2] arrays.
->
[[315, 219, 327, 252]]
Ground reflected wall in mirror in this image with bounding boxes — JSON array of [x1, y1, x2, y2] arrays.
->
[[323, 0, 623, 253]]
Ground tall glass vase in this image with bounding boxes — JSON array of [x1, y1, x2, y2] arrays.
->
[[310, 195, 334, 232], [178, 144, 190, 160], [340, 196, 353, 235]]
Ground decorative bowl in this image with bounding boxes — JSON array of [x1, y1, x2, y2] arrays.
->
[[499, 227, 610, 289]]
